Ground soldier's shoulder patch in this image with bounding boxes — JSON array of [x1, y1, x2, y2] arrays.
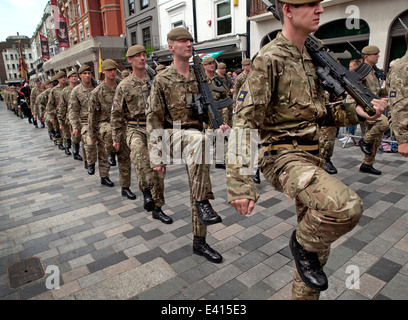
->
[[145, 102, 149, 110], [389, 90, 397, 98], [237, 91, 248, 102]]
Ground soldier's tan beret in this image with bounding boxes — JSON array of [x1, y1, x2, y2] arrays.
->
[[203, 57, 215, 65], [242, 58, 252, 66], [78, 65, 91, 74], [122, 69, 130, 77], [362, 45, 380, 55], [44, 79, 51, 85], [51, 75, 58, 82], [155, 64, 166, 72], [279, 0, 323, 3], [67, 70, 77, 78], [102, 59, 118, 70], [56, 71, 66, 79], [167, 27, 193, 41], [126, 45, 146, 57], [217, 62, 227, 69]]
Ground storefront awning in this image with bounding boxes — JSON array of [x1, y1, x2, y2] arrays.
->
[[194, 44, 235, 59]]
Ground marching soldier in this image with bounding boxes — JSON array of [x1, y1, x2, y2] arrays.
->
[[68, 65, 97, 172], [58, 70, 78, 157], [47, 71, 67, 151], [386, 30, 408, 158], [37, 79, 55, 140], [226, 0, 388, 299], [111, 45, 171, 223], [203, 56, 232, 169], [147, 27, 229, 263], [88, 59, 118, 188], [30, 78, 42, 128], [358, 45, 389, 175]]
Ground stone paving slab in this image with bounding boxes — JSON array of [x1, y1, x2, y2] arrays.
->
[[0, 102, 408, 301]]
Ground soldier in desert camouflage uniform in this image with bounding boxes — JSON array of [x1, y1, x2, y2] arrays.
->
[[358, 45, 389, 175], [88, 59, 118, 188], [37, 80, 54, 140], [68, 65, 97, 173], [111, 45, 171, 223], [386, 30, 408, 158], [30, 78, 42, 128], [147, 28, 230, 263], [47, 71, 67, 151], [58, 70, 78, 157], [33, 83, 45, 128], [226, 0, 388, 299], [202, 56, 232, 169]]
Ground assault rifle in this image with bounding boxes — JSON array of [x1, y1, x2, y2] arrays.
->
[[191, 50, 233, 129], [261, 0, 378, 116]]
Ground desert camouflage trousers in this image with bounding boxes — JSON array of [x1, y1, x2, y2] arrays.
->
[[45, 113, 63, 145], [319, 126, 337, 159], [261, 150, 363, 299], [362, 114, 389, 165], [115, 136, 132, 188], [158, 128, 216, 237], [126, 126, 165, 208], [80, 123, 97, 165], [87, 122, 112, 178]]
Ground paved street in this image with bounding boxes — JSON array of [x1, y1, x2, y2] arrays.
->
[[1, 100, 408, 301]]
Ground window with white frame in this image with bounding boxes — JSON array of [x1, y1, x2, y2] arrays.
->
[[216, 0, 232, 36]]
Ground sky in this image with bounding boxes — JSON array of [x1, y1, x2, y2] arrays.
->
[[0, 0, 50, 42]]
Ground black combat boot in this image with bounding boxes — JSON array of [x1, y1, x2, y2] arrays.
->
[[193, 236, 222, 263], [108, 154, 116, 166], [121, 187, 136, 200], [58, 143, 65, 151], [152, 206, 173, 224], [101, 177, 114, 187], [359, 163, 381, 175], [253, 169, 261, 184], [358, 138, 372, 155], [40, 122, 45, 128], [87, 163, 95, 175], [324, 158, 337, 175], [73, 143, 83, 161], [65, 139, 72, 155], [289, 231, 328, 291], [195, 200, 222, 226], [143, 190, 155, 212]]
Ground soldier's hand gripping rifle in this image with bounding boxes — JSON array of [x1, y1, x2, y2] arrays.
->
[[261, 0, 378, 116], [191, 51, 233, 129]]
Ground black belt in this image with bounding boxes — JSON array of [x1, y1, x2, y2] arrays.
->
[[263, 139, 319, 156]]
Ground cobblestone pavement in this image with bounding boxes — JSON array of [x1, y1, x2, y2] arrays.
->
[[1, 101, 407, 301]]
